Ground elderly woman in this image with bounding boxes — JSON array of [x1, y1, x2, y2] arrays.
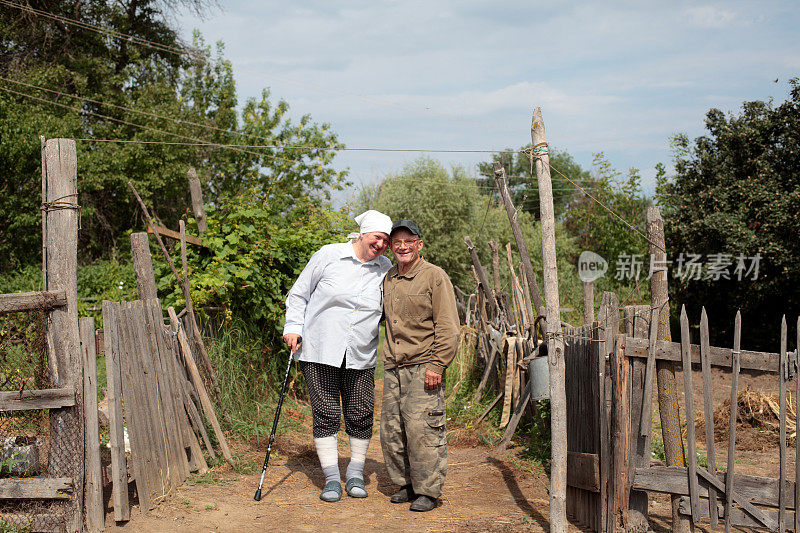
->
[[283, 210, 393, 502]]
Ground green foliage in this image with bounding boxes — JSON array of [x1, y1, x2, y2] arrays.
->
[[76, 257, 139, 326], [657, 79, 800, 349], [563, 153, 652, 305], [155, 193, 351, 347], [357, 158, 583, 311], [0, 4, 347, 271], [477, 146, 591, 219]]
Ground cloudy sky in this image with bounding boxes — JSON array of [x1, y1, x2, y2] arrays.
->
[[176, 1, 800, 204]]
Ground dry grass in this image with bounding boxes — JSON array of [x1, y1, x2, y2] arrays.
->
[[696, 386, 796, 451]]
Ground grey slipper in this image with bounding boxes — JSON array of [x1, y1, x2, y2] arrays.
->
[[345, 477, 367, 498], [320, 480, 342, 502]]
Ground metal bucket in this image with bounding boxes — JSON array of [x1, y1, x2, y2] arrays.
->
[[528, 355, 550, 401]]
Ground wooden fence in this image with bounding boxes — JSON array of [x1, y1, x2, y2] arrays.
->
[[0, 139, 227, 532], [557, 288, 799, 532]]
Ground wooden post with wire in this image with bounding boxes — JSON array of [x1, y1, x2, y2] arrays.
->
[[188, 167, 208, 234], [530, 107, 567, 533], [646, 206, 690, 533]]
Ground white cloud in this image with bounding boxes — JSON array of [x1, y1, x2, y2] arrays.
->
[[684, 6, 744, 28]]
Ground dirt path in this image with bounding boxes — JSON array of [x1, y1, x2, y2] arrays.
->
[[105, 378, 577, 532]]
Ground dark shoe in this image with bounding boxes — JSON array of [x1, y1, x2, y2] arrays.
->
[[389, 484, 415, 504], [409, 495, 437, 512], [319, 480, 342, 502]]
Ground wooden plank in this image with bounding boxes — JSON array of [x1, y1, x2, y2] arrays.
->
[[0, 477, 73, 499], [463, 236, 499, 318], [167, 306, 232, 462], [102, 301, 130, 521], [699, 308, 718, 529], [725, 311, 742, 533], [147, 300, 191, 481], [179, 373, 216, 460], [0, 290, 66, 313], [130, 232, 158, 300], [624, 335, 779, 373], [0, 388, 75, 411], [600, 292, 618, 533], [496, 382, 531, 451], [492, 162, 545, 319], [640, 308, 658, 438], [478, 393, 503, 423], [634, 466, 797, 509], [680, 307, 700, 524], [625, 305, 651, 523], [119, 301, 155, 512], [567, 451, 600, 493], [142, 300, 183, 491], [796, 316, 800, 533], [678, 497, 794, 531], [611, 334, 631, 530], [80, 317, 104, 533], [582, 281, 594, 325], [780, 316, 788, 533], [634, 466, 778, 529], [147, 224, 203, 247]]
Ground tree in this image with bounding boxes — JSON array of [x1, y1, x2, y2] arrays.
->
[[477, 146, 590, 219], [357, 157, 583, 311], [0, 5, 347, 268], [657, 79, 800, 349]]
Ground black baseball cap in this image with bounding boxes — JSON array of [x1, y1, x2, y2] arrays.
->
[[390, 219, 422, 238]]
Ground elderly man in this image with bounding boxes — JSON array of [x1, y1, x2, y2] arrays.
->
[[381, 219, 460, 512], [284, 210, 393, 502]]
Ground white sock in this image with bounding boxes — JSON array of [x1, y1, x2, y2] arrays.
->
[[314, 435, 340, 484], [345, 436, 370, 481]]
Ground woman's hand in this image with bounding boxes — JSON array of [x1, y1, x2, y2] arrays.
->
[[283, 333, 302, 353]]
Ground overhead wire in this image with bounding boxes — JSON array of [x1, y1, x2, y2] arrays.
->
[[0, 0, 436, 115], [2, 0, 657, 250], [0, 85, 304, 166]]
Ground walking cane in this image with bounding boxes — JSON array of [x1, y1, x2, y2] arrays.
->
[[254, 341, 298, 501]]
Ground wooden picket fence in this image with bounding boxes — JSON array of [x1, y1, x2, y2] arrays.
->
[[559, 290, 798, 532]]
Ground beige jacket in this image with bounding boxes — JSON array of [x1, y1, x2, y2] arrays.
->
[[382, 258, 460, 375]]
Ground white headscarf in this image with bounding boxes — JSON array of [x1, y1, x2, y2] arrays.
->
[[347, 210, 392, 240]]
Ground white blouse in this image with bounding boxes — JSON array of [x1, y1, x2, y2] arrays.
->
[[283, 241, 392, 369]]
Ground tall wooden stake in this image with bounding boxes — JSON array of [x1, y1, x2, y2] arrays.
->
[[131, 232, 158, 300], [530, 107, 567, 533], [582, 280, 594, 325], [646, 206, 691, 532], [188, 167, 208, 233], [493, 162, 545, 323], [42, 138, 84, 533]]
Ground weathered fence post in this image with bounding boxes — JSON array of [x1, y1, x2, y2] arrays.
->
[[131, 231, 158, 300], [188, 167, 208, 233], [646, 206, 690, 532], [42, 138, 84, 533], [530, 107, 567, 533], [582, 280, 594, 325]]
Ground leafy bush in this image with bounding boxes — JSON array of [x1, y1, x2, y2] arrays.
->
[[155, 192, 352, 348]]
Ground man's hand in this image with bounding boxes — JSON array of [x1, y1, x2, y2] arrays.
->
[[283, 333, 302, 353], [424, 369, 442, 390]]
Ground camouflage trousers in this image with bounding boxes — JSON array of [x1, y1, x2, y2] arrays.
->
[[380, 364, 447, 498]]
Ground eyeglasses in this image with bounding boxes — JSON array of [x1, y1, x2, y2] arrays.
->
[[392, 239, 420, 247]]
